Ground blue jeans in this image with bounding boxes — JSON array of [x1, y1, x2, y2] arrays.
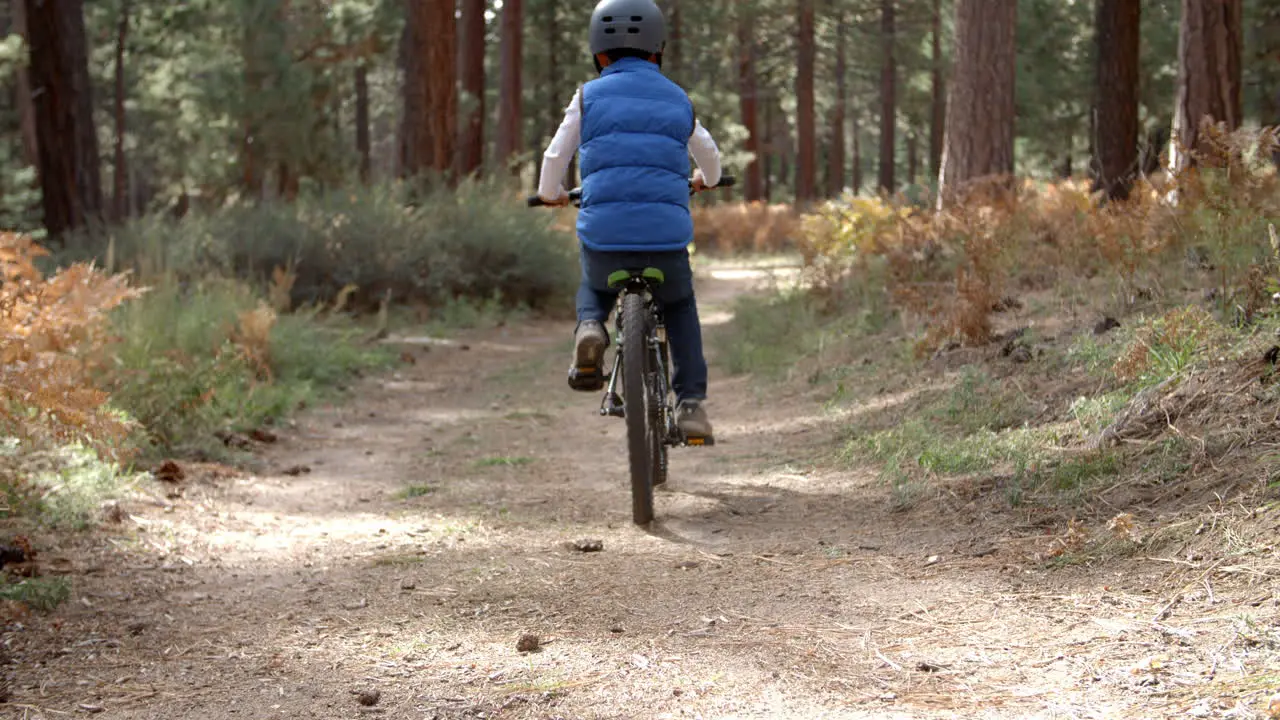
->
[[576, 247, 708, 402]]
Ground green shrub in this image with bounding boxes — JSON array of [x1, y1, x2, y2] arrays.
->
[[719, 291, 822, 376], [60, 180, 577, 315], [0, 576, 70, 612], [102, 278, 393, 457], [1, 440, 141, 530]]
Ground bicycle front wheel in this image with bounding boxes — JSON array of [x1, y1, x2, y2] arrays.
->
[[620, 292, 655, 525]]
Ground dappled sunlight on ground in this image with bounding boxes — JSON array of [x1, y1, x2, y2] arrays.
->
[[9, 267, 1278, 719]]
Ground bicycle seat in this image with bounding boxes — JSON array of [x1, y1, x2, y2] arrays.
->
[[607, 268, 665, 290]]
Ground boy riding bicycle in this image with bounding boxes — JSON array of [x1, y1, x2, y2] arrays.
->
[[537, 0, 723, 443]]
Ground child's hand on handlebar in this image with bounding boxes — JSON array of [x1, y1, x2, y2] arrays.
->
[[540, 189, 571, 207], [691, 169, 708, 192]]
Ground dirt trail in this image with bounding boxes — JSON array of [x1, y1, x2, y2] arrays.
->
[[5, 264, 1274, 719]]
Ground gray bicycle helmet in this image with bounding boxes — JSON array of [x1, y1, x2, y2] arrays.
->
[[589, 0, 667, 55]]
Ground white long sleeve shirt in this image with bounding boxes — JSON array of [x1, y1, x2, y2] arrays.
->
[[537, 87, 722, 201]]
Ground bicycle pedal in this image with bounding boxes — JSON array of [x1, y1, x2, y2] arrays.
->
[[567, 366, 604, 392], [684, 435, 715, 447]]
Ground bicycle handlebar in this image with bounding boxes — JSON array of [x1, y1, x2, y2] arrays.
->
[[527, 175, 736, 208]]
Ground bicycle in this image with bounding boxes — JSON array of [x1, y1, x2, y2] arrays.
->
[[528, 175, 736, 525]]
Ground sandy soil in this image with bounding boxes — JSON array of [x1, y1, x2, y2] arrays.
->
[[3, 263, 1277, 720]]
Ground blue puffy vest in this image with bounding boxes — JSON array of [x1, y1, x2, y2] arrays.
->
[[577, 57, 695, 252]]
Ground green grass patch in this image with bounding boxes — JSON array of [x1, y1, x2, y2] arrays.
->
[[719, 291, 823, 376], [1141, 436, 1196, 484], [1065, 335, 1123, 377], [1068, 391, 1131, 434], [854, 417, 1124, 506], [931, 368, 1031, 433], [474, 456, 534, 468], [857, 419, 1043, 476], [0, 576, 71, 612], [1, 442, 143, 530], [370, 552, 427, 567], [103, 279, 394, 459], [397, 484, 437, 499], [1047, 452, 1121, 493], [717, 280, 895, 379]]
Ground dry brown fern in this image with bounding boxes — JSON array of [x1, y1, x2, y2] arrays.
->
[[0, 233, 141, 457]]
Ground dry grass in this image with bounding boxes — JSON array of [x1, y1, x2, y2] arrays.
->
[[692, 202, 802, 255], [794, 124, 1279, 356]]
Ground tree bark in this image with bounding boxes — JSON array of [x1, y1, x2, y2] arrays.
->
[[355, 63, 371, 183], [737, 8, 763, 202], [495, 0, 523, 171], [929, 0, 944, 182], [666, 0, 682, 85], [851, 107, 862, 194], [406, 0, 457, 180], [763, 100, 774, 202], [795, 0, 816, 204], [25, 0, 103, 236], [878, 0, 896, 193], [545, 2, 574, 185], [826, 12, 847, 197], [906, 131, 918, 186], [937, 0, 1017, 206], [1094, 0, 1141, 200], [1258, 4, 1280, 165], [112, 0, 129, 222], [12, 0, 36, 168], [456, 0, 484, 178], [1169, 0, 1242, 173], [397, 20, 420, 177], [1059, 128, 1074, 178]]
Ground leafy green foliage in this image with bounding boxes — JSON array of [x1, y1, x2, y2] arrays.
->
[[0, 440, 142, 530], [102, 278, 394, 457], [717, 290, 824, 377], [63, 181, 576, 314], [0, 576, 71, 612]]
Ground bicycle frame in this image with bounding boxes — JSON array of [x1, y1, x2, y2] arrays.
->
[[599, 284, 679, 447]]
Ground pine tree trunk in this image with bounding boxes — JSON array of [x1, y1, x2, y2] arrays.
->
[[795, 0, 816, 204], [424, 0, 457, 180], [826, 13, 847, 197], [1059, 130, 1073, 178], [112, 0, 129, 222], [667, 0, 682, 85], [1170, 0, 1242, 173], [906, 131, 918, 186], [938, 0, 1017, 205], [25, 0, 102, 236], [929, 0, 944, 182], [12, 0, 36, 168], [1094, 0, 1140, 200], [1258, 4, 1280, 165], [397, 20, 419, 177], [737, 8, 763, 202], [852, 107, 862, 194], [878, 0, 896, 193], [457, 0, 484, 178], [763, 100, 774, 202], [355, 63, 371, 183], [545, 4, 575, 185], [495, 0, 523, 171]]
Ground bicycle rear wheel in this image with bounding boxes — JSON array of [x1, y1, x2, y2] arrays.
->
[[620, 292, 654, 525]]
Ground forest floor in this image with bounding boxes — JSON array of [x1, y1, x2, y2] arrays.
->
[[4, 260, 1279, 720]]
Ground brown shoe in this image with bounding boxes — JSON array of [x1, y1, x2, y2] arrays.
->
[[676, 399, 714, 444], [568, 320, 608, 391]]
